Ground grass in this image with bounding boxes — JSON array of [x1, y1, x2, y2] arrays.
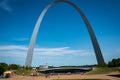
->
[[16, 67, 119, 76], [16, 69, 33, 76], [16, 69, 45, 76], [86, 67, 119, 75]]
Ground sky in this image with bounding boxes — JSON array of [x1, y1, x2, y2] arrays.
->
[[0, 0, 120, 67]]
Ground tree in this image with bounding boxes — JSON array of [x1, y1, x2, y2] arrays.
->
[[108, 58, 120, 67], [8, 64, 19, 70], [0, 63, 8, 75]]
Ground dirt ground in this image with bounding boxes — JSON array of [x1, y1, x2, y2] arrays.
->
[[0, 72, 120, 80]]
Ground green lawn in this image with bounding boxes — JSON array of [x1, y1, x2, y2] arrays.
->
[[16, 69, 45, 76], [86, 67, 119, 75], [15, 67, 119, 76], [16, 69, 32, 76]]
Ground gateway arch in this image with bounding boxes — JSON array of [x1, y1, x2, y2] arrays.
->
[[25, 0, 105, 66]]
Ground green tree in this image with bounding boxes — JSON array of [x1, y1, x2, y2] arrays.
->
[[0, 63, 8, 75], [108, 58, 120, 67], [8, 64, 19, 70], [25, 66, 32, 70]]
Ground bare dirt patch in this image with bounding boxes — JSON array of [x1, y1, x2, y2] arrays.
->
[[0, 72, 119, 80]]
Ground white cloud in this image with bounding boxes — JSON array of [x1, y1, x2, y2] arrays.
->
[[0, 45, 27, 57], [15, 38, 29, 41], [0, 51, 26, 57], [0, 45, 92, 58], [115, 49, 120, 54], [0, 45, 27, 51], [34, 47, 92, 56], [0, 0, 12, 12]]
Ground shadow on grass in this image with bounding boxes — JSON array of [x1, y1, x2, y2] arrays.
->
[[53, 79, 109, 80], [107, 74, 120, 78]]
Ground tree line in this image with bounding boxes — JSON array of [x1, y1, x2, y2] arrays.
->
[[107, 58, 120, 67], [0, 63, 32, 75], [0, 58, 120, 75]]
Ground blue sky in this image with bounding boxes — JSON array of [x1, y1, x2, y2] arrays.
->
[[0, 0, 120, 67]]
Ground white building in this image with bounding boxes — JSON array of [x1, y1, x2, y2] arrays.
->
[[39, 63, 48, 70]]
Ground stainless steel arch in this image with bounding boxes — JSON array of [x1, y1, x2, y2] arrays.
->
[[25, 0, 105, 66]]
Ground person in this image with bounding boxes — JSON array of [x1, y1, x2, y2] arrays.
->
[[0, 74, 3, 78], [4, 73, 10, 78], [46, 74, 50, 78], [30, 73, 33, 76], [45, 74, 48, 78], [22, 73, 24, 76], [57, 73, 60, 78]]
